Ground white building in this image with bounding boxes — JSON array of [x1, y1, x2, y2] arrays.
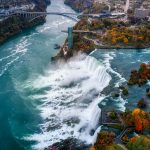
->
[[134, 8, 150, 18]]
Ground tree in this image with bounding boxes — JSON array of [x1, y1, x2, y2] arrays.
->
[[132, 109, 150, 132], [124, 38, 129, 44], [94, 131, 115, 150], [127, 136, 150, 150], [137, 99, 147, 108]]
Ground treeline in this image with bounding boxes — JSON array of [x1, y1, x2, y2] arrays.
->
[[0, 16, 45, 44]]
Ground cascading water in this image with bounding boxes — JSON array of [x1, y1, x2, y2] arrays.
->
[[23, 53, 111, 149], [0, 0, 150, 149]]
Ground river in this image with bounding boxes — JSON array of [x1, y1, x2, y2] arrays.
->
[[0, 0, 150, 150]]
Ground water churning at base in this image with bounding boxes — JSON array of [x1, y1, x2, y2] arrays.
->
[[24, 53, 111, 149]]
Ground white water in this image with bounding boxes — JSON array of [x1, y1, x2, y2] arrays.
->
[[24, 53, 111, 149], [102, 52, 126, 87], [0, 37, 30, 77]]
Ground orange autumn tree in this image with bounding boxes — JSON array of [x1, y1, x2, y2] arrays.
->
[[134, 115, 143, 132], [132, 108, 150, 132], [143, 118, 150, 129], [112, 37, 117, 44], [130, 137, 137, 143], [124, 37, 129, 44], [139, 63, 150, 79]]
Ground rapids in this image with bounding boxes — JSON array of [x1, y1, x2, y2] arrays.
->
[[0, 0, 150, 150]]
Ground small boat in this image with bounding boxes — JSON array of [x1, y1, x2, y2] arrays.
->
[[54, 44, 61, 49]]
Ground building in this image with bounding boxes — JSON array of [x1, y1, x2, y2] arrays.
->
[[134, 8, 150, 19]]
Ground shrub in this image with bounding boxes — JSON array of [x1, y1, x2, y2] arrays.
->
[[94, 131, 115, 150], [122, 88, 129, 96], [127, 136, 150, 150], [137, 99, 147, 108], [109, 112, 117, 120]]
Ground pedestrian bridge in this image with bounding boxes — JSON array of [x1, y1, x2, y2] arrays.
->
[[0, 11, 80, 22]]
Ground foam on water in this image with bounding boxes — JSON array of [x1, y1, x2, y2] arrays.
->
[[24, 53, 111, 149], [102, 52, 126, 87], [90, 50, 127, 112], [113, 96, 127, 112], [0, 38, 30, 77]]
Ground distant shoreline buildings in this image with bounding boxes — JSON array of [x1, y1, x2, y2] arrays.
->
[[134, 8, 150, 19], [133, 0, 150, 19], [0, 0, 150, 19]]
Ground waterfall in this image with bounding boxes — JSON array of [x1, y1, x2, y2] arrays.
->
[[24, 53, 111, 150]]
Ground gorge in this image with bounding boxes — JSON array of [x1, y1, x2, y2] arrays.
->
[[0, 0, 150, 150]]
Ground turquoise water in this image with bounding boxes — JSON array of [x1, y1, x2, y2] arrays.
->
[[0, 1, 75, 149], [91, 50, 150, 112], [0, 1, 150, 150]]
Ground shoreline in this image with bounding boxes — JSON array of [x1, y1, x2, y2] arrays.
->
[[52, 22, 150, 61], [0, 18, 46, 46], [96, 45, 150, 50], [0, 0, 50, 45], [52, 42, 150, 62]]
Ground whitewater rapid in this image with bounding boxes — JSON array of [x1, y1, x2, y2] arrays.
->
[[1, 0, 150, 150], [24, 53, 111, 149]]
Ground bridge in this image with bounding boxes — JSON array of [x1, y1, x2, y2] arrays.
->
[[0, 10, 125, 22], [0, 10, 125, 49], [0, 11, 80, 22]]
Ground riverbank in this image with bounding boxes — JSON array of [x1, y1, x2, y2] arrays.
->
[[0, 0, 51, 45]]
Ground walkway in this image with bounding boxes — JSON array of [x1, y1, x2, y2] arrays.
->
[[118, 144, 128, 150]]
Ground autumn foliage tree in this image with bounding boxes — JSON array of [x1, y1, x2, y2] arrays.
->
[[127, 136, 150, 150], [94, 131, 115, 150], [104, 27, 150, 47], [132, 109, 150, 132], [128, 63, 150, 86]]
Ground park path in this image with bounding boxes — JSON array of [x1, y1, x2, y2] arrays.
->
[[118, 144, 128, 150]]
